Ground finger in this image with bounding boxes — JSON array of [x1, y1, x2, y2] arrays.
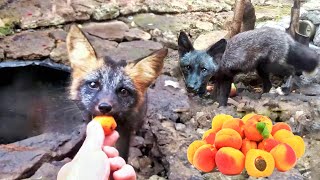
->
[[103, 130, 119, 146], [73, 120, 105, 161], [113, 164, 136, 180], [57, 162, 73, 180], [103, 146, 119, 158], [109, 156, 126, 171], [71, 151, 110, 180]]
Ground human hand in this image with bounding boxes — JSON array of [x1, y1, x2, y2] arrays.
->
[[57, 120, 136, 180]]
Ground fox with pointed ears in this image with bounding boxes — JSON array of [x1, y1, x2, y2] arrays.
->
[[66, 25, 168, 161], [178, 27, 319, 106]]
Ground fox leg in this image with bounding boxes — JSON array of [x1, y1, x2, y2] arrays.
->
[[256, 63, 272, 93], [216, 76, 233, 106], [281, 75, 294, 95]]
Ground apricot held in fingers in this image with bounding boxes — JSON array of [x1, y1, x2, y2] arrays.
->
[[93, 116, 117, 135]]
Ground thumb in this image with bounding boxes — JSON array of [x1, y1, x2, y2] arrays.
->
[[73, 120, 105, 161]]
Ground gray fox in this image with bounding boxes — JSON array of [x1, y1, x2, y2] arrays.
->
[[66, 25, 168, 161], [178, 27, 319, 106]]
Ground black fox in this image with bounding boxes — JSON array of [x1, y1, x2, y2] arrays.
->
[[66, 25, 168, 161], [178, 27, 319, 106]]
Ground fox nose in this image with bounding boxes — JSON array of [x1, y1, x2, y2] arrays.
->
[[187, 85, 197, 93], [98, 103, 112, 114]]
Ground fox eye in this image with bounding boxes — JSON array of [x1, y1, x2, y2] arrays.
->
[[201, 68, 207, 72], [88, 81, 100, 89], [185, 65, 191, 71], [118, 88, 129, 97]]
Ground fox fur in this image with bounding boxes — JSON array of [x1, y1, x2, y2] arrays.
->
[[178, 27, 319, 106], [66, 25, 168, 161]]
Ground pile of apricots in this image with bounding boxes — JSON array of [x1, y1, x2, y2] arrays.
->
[[187, 113, 305, 178]]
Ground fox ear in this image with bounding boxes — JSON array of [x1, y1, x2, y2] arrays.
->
[[207, 39, 227, 57], [125, 48, 168, 93], [178, 31, 194, 58], [66, 25, 99, 71]]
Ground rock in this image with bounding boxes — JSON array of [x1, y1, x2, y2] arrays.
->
[[131, 136, 145, 147], [193, 30, 228, 50], [106, 40, 163, 62], [82, 21, 129, 42], [49, 29, 67, 42], [145, 0, 232, 13], [50, 42, 69, 64], [1, 30, 55, 59], [147, 75, 190, 122], [268, 168, 304, 180], [175, 123, 186, 131], [0, 145, 50, 179], [148, 175, 167, 180], [92, 3, 120, 20], [85, 34, 118, 58], [124, 28, 151, 41], [118, 0, 148, 15], [301, 0, 320, 11], [13, 124, 86, 159], [28, 159, 71, 180], [301, 10, 320, 25], [313, 27, 320, 46], [195, 21, 214, 31], [0, 48, 4, 60], [133, 13, 190, 33]]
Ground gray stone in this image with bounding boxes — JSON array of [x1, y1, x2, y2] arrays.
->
[[49, 29, 67, 42], [28, 159, 71, 180], [301, 10, 320, 25], [124, 28, 151, 41], [0, 145, 49, 179], [195, 21, 214, 31], [118, 0, 148, 15], [1, 30, 55, 59], [193, 30, 228, 50], [131, 136, 145, 147], [92, 3, 120, 21], [50, 42, 69, 64], [313, 27, 320, 46], [0, 48, 4, 60], [82, 21, 129, 42], [268, 168, 304, 180], [106, 40, 163, 62], [86, 34, 118, 58]]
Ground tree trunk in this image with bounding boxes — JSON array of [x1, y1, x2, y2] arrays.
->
[[228, 0, 246, 38], [241, 0, 256, 32], [287, 0, 301, 39]]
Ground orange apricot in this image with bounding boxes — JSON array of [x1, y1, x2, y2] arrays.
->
[[270, 143, 297, 172], [215, 147, 245, 175], [258, 138, 280, 152], [241, 138, 257, 155], [243, 115, 273, 142], [187, 140, 206, 165], [222, 118, 245, 138], [273, 129, 294, 143], [271, 122, 292, 136], [214, 128, 242, 149], [242, 113, 256, 124], [93, 116, 117, 135], [193, 144, 217, 172], [211, 114, 233, 133], [283, 135, 305, 158], [245, 149, 275, 177], [202, 129, 217, 145]]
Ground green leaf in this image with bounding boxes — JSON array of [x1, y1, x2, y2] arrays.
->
[[256, 122, 266, 133], [261, 127, 270, 139]]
